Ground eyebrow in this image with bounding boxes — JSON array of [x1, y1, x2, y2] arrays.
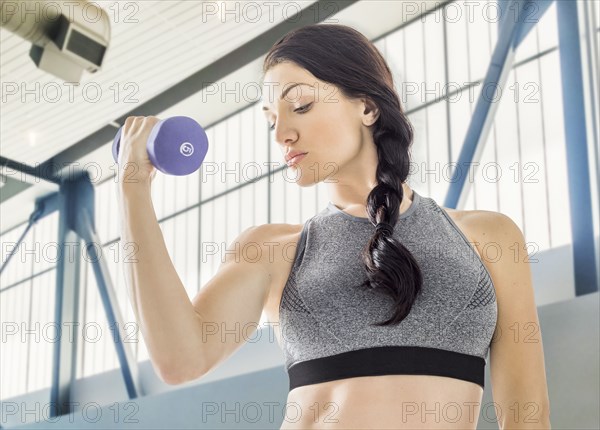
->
[[261, 82, 311, 112]]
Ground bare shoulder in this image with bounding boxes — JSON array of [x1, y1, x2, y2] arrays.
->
[[242, 222, 305, 272], [439, 206, 515, 258], [240, 222, 301, 241], [248, 222, 304, 242], [444, 207, 523, 263], [437, 205, 484, 237], [446, 209, 517, 242]]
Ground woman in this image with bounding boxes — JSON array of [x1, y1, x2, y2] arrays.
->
[[117, 24, 551, 429]]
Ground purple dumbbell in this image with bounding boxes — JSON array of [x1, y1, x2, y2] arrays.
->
[[112, 116, 209, 176]]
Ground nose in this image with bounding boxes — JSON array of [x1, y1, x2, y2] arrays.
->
[[272, 121, 298, 146]]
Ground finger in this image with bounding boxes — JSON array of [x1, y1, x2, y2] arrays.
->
[[123, 116, 135, 134]]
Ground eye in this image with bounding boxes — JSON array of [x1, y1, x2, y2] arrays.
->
[[295, 102, 312, 113], [269, 103, 313, 130]]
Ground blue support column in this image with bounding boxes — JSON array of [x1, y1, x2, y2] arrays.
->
[[50, 180, 82, 417], [556, 0, 599, 295]]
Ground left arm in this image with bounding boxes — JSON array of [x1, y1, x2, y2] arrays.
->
[[469, 211, 552, 429]]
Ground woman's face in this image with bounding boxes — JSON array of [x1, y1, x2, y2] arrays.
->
[[261, 61, 376, 187]]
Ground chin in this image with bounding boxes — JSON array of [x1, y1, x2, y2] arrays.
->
[[288, 165, 320, 187]]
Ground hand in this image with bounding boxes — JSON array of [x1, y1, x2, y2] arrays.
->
[[118, 116, 161, 187]]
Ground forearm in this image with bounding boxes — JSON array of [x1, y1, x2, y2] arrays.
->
[[498, 419, 551, 430], [496, 400, 551, 429], [118, 182, 204, 380]]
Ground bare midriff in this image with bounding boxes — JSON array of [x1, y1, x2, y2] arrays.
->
[[279, 374, 484, 429]]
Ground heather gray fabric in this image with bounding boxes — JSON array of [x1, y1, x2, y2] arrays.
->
[[278, 189, 498, 376]]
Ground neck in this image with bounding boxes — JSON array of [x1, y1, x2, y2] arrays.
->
[[329, 183, 414, 217]]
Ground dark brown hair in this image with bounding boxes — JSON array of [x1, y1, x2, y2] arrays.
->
[[262, 24, 423, 326]]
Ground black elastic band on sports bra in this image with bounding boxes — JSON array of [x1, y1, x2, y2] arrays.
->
[[287, 345, 485, 391]]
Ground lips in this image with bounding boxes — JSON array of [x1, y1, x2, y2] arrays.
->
[[286, 153, 307, 166], [285, 151, 307, 163]]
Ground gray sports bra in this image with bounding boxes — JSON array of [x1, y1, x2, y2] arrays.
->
[[278, 190, 498, 392]]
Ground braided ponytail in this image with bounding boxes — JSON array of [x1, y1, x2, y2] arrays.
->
[[263, 24, 424, 326], [360, 108, 423, 326]]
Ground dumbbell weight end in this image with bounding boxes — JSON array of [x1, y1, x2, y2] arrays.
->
[[112, 116, 208, 176]]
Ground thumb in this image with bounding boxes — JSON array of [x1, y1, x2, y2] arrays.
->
[[150, 167, 157, 182]]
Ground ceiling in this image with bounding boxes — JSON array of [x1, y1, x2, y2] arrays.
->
[[0, 0, 443, 233], [0, 0, 322, 163]]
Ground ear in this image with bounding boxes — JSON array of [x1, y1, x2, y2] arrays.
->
[[360, 97, 380, 126]]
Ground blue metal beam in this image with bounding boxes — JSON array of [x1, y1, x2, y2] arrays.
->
[[78, 210, 143, 399], [0, 193, 58, 275], [444, 0, 544, 208], [50, 181, 82, 417], [70, 171, 143, 399], [556, 0, 599, 295], [499, 0, 554, 45], [49, 171, 143, 418], [2, 165, 143, 415]]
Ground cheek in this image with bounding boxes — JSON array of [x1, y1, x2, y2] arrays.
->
[[307, 104, 362, 161], [324, 117, 362, 151]]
